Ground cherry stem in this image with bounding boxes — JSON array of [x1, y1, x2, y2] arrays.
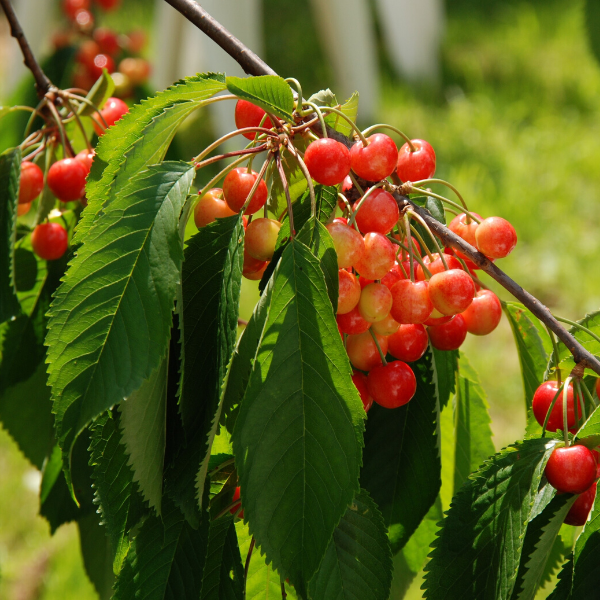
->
[[407, 210, 447, 268], [45, 100, 74, 158], [408, 224, 434, 262], [193, 127, 277, 163], [244, 537, 256, 586], [405, 186, 478, 222], [369, 328, 387, 365], [241, 155, 271, 214], [562, 376, 572, 446], [208, 457, 235, 477], [541, 383, 564, 438], [275, 151, 295, 237], [554, 316, 600, 347], [578, 376, 599, 409], [285, 78, 304, 110], [63, 91, 109, 129], [317, 105, 369, 146], [574, 379, 586, 425], [300, 102, 328, 139], [410, 179, 472, 216], [348, 172, 365, 196], [387, 236, 433, 279], [287, 141, 316, 219], [546, 325, 562, 388], [194, 145, 267, 170], [404, 214, 415, 281], [347, 183, 385, 228], [281, 581, 287, 599], [361, 124, 415, 151], [61, 96, 93, 153]]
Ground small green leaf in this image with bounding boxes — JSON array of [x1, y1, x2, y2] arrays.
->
[[431, 347, 458, 411], [324, 91, 359, 138], [269, 139, 309, 216], [78, 69, 115, 116], [308, 89, 338, 107], [226, 75, 294, 121]]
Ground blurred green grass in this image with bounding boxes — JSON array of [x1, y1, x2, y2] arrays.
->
[[2, 0, 600, 597]]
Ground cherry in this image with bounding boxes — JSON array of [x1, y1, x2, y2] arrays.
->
[[338, 270, 361, 315], [76, 40, 101, 69], [337, 306, 371, 335], [346, 331, 388, 372], [19, 161, 44, 205], [194, 188, 235, 228], [354, 232, 395, 280], [564, 482, 597, 526], [245, 218, 281, 261], [74, 9, 94, 32], [126, 30, 147, 53], [462, 289, 502, 335], [75, 150, 95, 178], [63, 0, 89, 19], [242, 248, 267, 276], [18, 203, 31, 217], [371, 313, 400, 336], [325, 222, 365, 269], [333, 217, 348, 225], [532, 381, 580, 433], [545, 445, 597, 494], [448, 212, 481, 263], [352, 371, 373, 412], [416, 252, 462, 281], [118, 58, 151, 86], [428, 269, 475, 316], [427, 314, 468, 351], [342, 175, 353, 194], [350, 134, 397, 182], [367, 361, 417, 408], [396, 139, 436, 182], [93, 28, 120, 55], [234, 100, 273, 140], [244, 262, 269, 281], [223, 168, 268, 215], [424, 313, 453, 327], [47, 158, 87, 202], [94, 97, 129, 135], [475, 217, 517, 259], [358, 283, 393, 323], [229, 486, 244, 518], [88, 53, 115, 80], [354, 189, 399, 235], [390, 280, 433, 324], [304, 138, 351, 186], [31, 223, 68, 260], [95, 0, 120, 10], [388, 324, 429, 362], [381, 264, 406, 289]]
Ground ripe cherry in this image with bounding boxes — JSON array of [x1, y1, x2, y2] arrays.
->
[[304, 138, 351, 186], [18, 203, 31, 217], [396, 139, 436, 182], [462, 289, 502, 335], [427, 314, 468, 351], [338, 270, 361, 315], [75, 150, 95, 178], [93, 27, 120, 55], [229, 486, 244, 518], [19, 161, 44, 205], [47, 158, 87, 202], [545, 445, 597, 494], [388, 324, 429, 362], [234, 99, 273, 140], [63, 0, 89, 19], [350, 134, 397, 182], [354, 232, 395, 280], [354, 189, 399, 235], [88, 53, 115, 80], [564, 482, 597, 526], [223, 168, 268, 215], [368, 361, 417, 408], [245, 218, 281, 261], [337, 306, 371, 335], [74, 8, 94, 32], [424, 312, 453, 327], [31, 223, 68, 260], [126, 30, 147, 53], [244, 262, 269, 281], [346, 331, 388, 372], [352, 371, 373, 412], [119, 58, 151, 86], [94, 97, 129, 135], [381, 264, 406, 289], [95, 0, 120, 10], [359, 283, 393, 323], [371, 313, 400, 336], [475, 217, 517, 259], [532, 381, 580, 433], [390, 280, 433, 324], [448, 212, 481, 262], [242, 248, 267, 276], [428, 269, 475, 316], [194, 188, 235, 228], [325, 222, 365, 269], [416, 252, 462, 281]]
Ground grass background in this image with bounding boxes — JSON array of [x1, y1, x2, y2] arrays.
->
[[2, 0, 600, 597]]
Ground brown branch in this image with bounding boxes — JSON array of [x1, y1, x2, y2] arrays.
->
[[0, 0, 52, 98]]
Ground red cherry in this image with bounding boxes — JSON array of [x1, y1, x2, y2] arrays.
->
[[354, 232, 395, 280], [93, 27, 120, 55], [229, 486, 244, 518], [532, 381, 580, 433], [19, 161, 44, 205], [354, 189, 399, 235], [94, 97, 129, 135], [245, 218, 281, 261], [242, 248, 267, 276], [390, 280, 433, 324], [346, 331, 388, 372], [461, 289, 502, 335], [388, 324, 429, 362], [18, 203, 32, 217], [337, 306, 371, 335], [88, 53, 115, 81], [325, 222, 365, 269], [333, 217, 348, 225], [223, 168, 268, 215], [396, 139, 436, 182], [424, 313, 453, 326], [342, 175, 353, 194], [304, 138, 351, 186], [545, 445, 597, 494], [244, 262, 269, 281], [126, 30, 147, 53], [74, 8, 94, 31], [194, 188, 235, 228], [95, 0, 120, 10], [119, 58, 152, 86], [427, 314, 468, 351], [448, 212, 481, 262], [338, 270, 361, 315], [475, 217, 517, 259], [63, 0, 89, 19], [358, 283, 393, 323], [371, 313, 400, 336], [47, 158, 87, 202], [416, 252, 462, 281], [75, 150, 95, 178], [564, 482, 597, 526], [31, 223, 68, 260], [367, 361, 417, 408], [234, 100, 273, 140], [76, 40, 101, 69], [350, 134, 397, 181], [352, 371, 373, 412], [428, 269, 475, 316]]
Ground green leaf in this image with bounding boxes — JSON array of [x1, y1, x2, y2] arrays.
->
[[75, 72, 225, 243], [453, 353, 495, 492], [0, 147, 22, 323], [119, 358, 167, 514], [307, 489, 393, 600], [324, 91, 359, 138], [232, 240, 364, 596], [269, 140, 308, 216], [431, 347, 458, 411], [585, 0, 600, 67], [411, 195, 446, 252], [423, 438, 558, 600], [360, 350, 441, 554], [78, 511, 115, 600], [78, 69, 115, 116], [46, 162, 196, 483], [226, 75, 294, 121]]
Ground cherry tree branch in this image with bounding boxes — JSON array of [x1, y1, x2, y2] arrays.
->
[[0, 0, 52, 98]]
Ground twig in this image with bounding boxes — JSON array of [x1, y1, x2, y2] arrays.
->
[[275, 151, 295, 238], [244, 537, 256, 591]]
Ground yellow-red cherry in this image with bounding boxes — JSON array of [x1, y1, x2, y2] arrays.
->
[[346, 331, 388, 372], [428, 269, 475, 316], [194, 188, 235, 228], [352, 371, 373, 412], [358, 283, 393, 323], [350, 133, 397, 182], [354, 189, 399, 235], [304, 138, 351, 186], [367, 360, 417, 408], [475, 217, 517, 259], [336, 305, 371, 335], [388, 324, 429, 362], [462, 289, 502, 335], [396, 138, 436, 182], [223, 168, 268, 215], [245, 218, 281, 261], [427, 314, 468, 351], [337, 270, 361, 315], [354, 232, 395, 280], [390, 280, 433, 324], [325, 222, 365, 269]]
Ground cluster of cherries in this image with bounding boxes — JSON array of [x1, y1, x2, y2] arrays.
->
[[56, 0, 150, 96]]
